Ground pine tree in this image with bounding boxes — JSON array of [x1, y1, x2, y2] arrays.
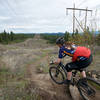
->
[[75, 28, 79, 35], [64, 31, 70, 41], [10, 31, 14, 41], [4, 30, 7, 41]]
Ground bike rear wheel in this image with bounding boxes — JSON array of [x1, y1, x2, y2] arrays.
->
[[49, 67, 65, 85], [77, 77, 100, 100]]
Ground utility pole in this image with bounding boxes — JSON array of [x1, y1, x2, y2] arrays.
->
[[73, 4, 75, 34], [66, 4, 92, 33], [85, 7, 88, 30]]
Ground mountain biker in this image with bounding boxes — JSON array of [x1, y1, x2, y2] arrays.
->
[[54, 37, 93, 84]]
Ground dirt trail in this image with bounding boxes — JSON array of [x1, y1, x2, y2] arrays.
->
[[28, 56, 72, 100], [27, 35, 72, 100]]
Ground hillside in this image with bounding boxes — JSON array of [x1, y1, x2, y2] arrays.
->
[[0, 34, 100, 100]]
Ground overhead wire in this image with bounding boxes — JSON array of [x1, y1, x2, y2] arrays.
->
[[0, 0, 18, 32], [6, 0, 17, 16], [1, 0, 30, 33]]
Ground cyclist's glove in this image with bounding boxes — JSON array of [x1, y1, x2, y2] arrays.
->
[[49, 61, 54, 65]]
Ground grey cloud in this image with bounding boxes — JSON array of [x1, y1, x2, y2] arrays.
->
[[0, 0, 100, 33]]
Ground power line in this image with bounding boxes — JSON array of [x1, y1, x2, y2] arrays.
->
[[66, 4, 92, 33], [6, 0, 17, 16], [5, 0, 17, 32], [0, 0, 16, 32], [0, 0, 13, 15], [77, 0, 87, 8]]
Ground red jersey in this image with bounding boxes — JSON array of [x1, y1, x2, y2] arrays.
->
[[72, 46, 91, 62]]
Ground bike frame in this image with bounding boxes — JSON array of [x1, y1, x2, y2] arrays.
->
[[57, 62, 79, 85], [57, 62, 68, 78]]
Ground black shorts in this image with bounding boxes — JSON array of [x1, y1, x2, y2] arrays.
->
[[65, 55, 93, 72]]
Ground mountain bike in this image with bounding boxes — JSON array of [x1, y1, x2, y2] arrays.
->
[[49, 62, 100, 100]]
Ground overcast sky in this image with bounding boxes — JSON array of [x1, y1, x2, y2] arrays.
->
[[0, 0, 100, 33]]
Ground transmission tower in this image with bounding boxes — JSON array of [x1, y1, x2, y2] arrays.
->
[[66, 4, 92, 34]]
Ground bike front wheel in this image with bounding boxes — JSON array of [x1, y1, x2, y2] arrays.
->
[[49, 67, 65, 85], [77, 77, 100, 100]]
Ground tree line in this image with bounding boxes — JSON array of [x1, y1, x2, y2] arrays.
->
[[40, 27, 100, 46], [0, 30, 35, 44], [40, 34, 60, 44]]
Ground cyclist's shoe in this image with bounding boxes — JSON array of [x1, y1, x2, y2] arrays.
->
[[81, 78, 87, 82], [63, 79, 71, 85], [80, 78, 88, 86]]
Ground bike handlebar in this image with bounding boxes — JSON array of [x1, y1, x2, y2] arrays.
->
[[49, 61, 63, 66]]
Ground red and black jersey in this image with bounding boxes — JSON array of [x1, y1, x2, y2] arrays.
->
[[58, 46, 91, 62]]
